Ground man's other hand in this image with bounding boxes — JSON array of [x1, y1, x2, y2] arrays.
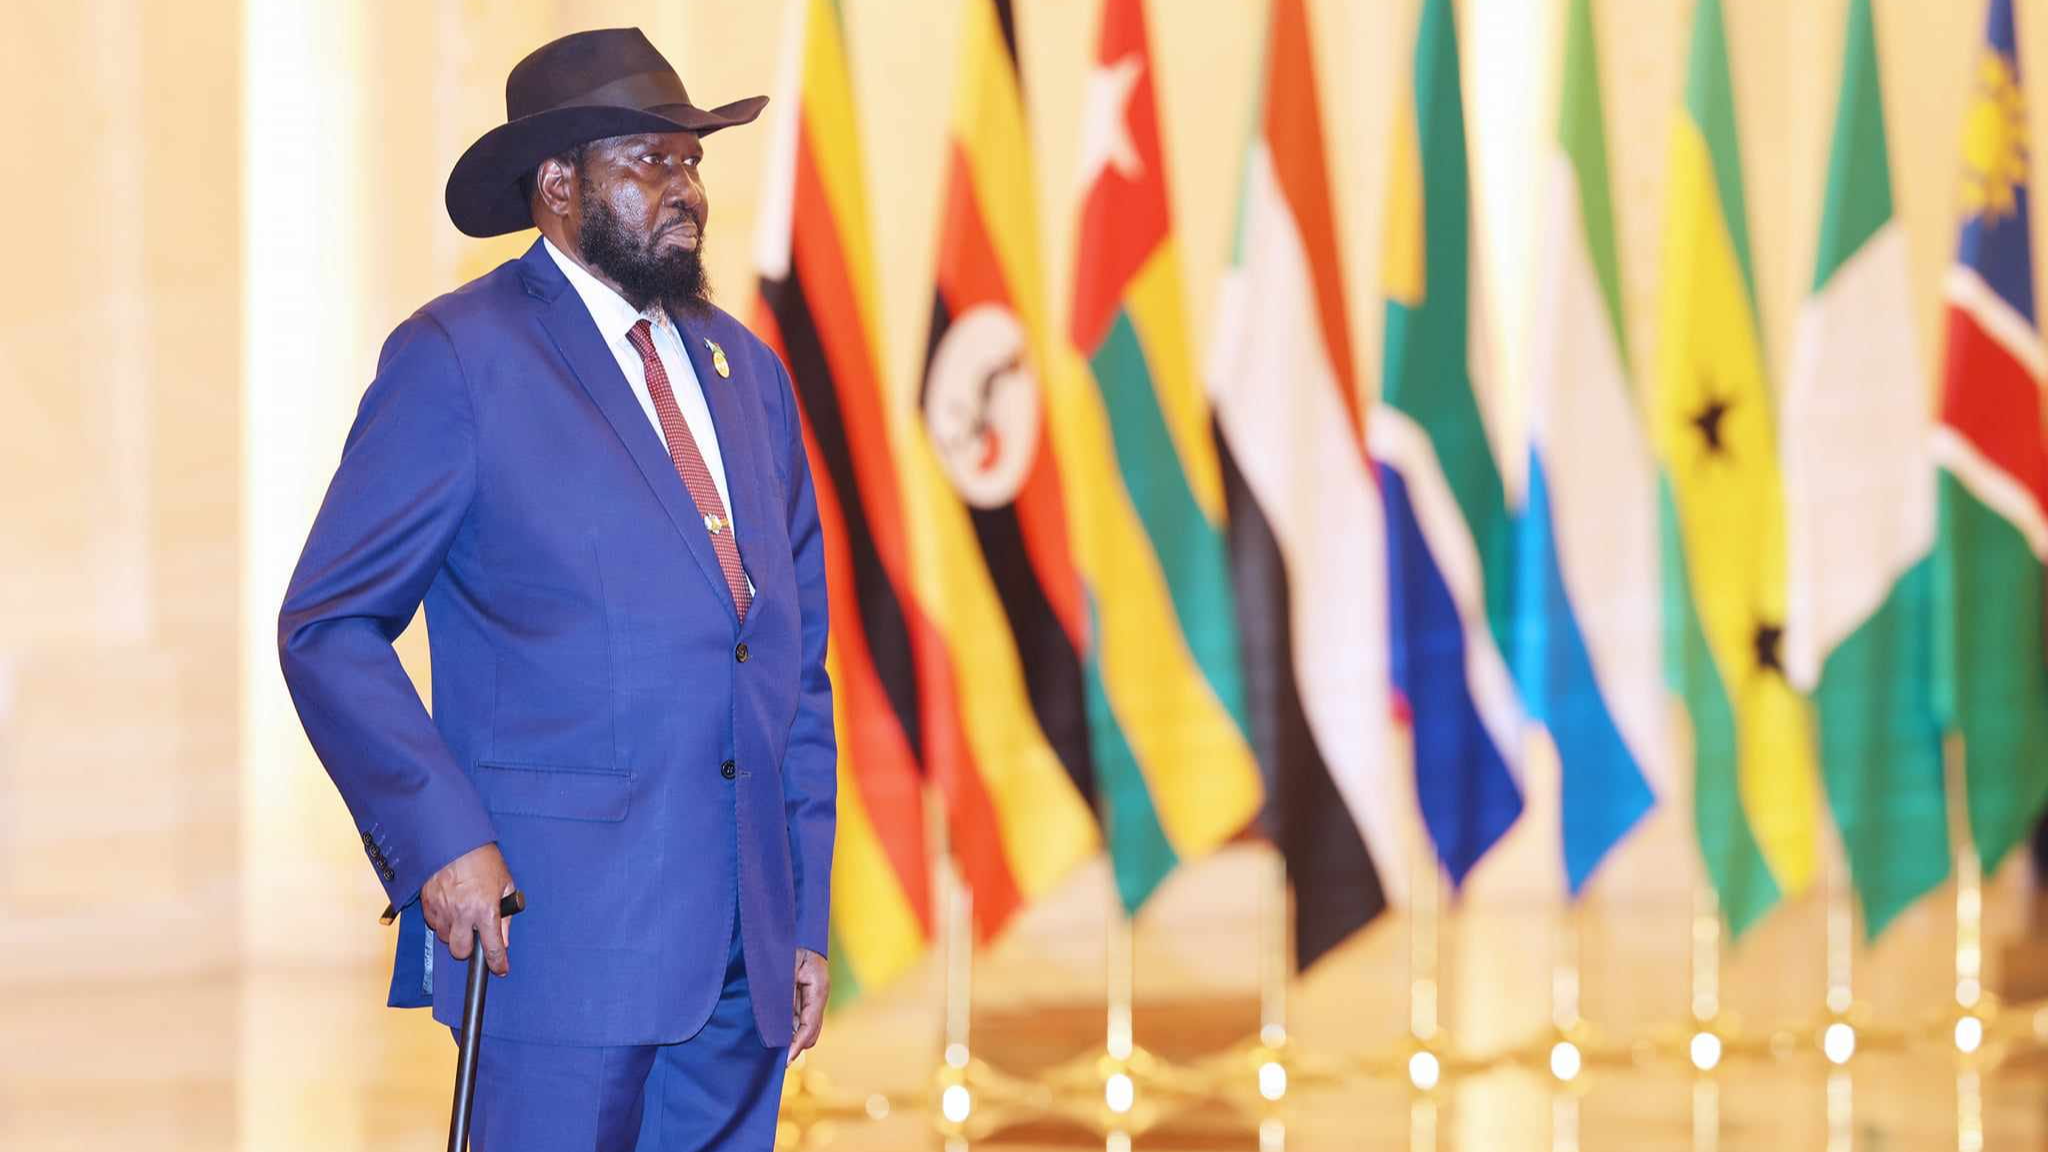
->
[[791, 947, 829, 1063], [421, 842, 516, 976]]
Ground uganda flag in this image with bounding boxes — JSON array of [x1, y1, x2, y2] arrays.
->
[[1209, 0, 1396, 968], [754, 0, 930, 997], [1052, 0, 1263, 912], [1653, 0, 1820, 936], [909, 0, 1100, 939], [1933, 0, 2048, 878]]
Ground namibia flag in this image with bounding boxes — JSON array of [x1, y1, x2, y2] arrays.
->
[[1933, 0, 2048, 879]]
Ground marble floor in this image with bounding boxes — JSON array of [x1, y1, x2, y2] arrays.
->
[[9, 827, 2048, 1152], [9, 957, 2048, 1151]]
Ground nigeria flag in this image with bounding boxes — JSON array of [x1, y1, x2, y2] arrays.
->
[[1783, 0, 1947, 938]]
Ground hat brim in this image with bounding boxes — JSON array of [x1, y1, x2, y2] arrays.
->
[[445, 95, 767, 238]]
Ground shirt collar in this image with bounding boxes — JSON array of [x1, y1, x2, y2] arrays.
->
[[542, 236, 672, 343]]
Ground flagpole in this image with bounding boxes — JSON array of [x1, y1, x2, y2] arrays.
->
[[1260, 842, 1291, 1055], [1550, 897, 1583, 1152], [941, 853, 974, 1093], [1823, 839, 1855, 1152], [932, 796, 976, 1149], [1825, 851, 1854, 1021], [1105, 886, 1141, 1141], [1408, 804, 1441, 1152], [1689, 882, 1720, 1152], [1944, 730, 1987, 1152], [1255, 844, 1291, 1152]]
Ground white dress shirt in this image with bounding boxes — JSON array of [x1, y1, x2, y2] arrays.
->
[[543, 237, 737, 527]]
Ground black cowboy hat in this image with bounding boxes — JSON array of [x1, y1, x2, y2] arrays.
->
[[446, 27, 767, 238]]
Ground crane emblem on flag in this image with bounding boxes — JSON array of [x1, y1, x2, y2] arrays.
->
[[921, 303, 1041, 509]]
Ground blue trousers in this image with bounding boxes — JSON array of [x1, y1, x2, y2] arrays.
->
[[464, 926, 787, 1151]]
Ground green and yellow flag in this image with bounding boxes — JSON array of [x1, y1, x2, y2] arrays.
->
[[1052, 0, 1262, 910], [1654, 0, 1820, 936]]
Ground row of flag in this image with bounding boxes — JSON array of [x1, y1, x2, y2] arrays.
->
[[748, 0, 2048, 999]]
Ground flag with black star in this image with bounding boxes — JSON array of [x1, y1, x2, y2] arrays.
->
[[1651, 0, 1821, 938]]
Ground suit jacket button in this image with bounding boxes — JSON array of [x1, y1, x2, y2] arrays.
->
[[735, 642, 750, 664], [721, 760, 737, 780], [361, 832, 375, 847]]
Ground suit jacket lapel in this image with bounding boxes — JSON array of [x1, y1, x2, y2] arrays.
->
[[523, 244, 739, 624], [675, 311, 773, 615]]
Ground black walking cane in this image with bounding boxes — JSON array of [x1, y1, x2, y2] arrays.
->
[[380, 890, 527, 1152]]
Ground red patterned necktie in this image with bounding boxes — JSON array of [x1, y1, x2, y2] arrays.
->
[[626, 319, 751, 620]]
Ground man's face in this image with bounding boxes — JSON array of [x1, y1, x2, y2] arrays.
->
[[569, 131, 713, 315]]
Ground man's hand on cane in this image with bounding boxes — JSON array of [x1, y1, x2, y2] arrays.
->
[[790, 947, 829, 1063], [423, 843, 518, 977]]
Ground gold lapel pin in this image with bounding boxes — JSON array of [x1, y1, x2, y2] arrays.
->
[[707, 338, 731, 379]]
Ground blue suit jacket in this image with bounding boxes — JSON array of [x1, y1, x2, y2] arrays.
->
[[278, 240, 835, 1047]]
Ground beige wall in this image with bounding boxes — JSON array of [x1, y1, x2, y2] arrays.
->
[[0, 0, 243, 1144], [4, 0, 2047, 1147]]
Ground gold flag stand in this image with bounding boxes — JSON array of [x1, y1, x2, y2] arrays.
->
[[875, 728, 2048, 1148]]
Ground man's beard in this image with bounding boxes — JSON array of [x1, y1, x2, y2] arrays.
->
[[577, 189, 712, 319]]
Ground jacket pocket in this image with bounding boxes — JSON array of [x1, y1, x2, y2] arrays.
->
[[472, 760, 632, 822]]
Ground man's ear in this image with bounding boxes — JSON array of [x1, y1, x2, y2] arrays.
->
[[534, 155, 577, 221]]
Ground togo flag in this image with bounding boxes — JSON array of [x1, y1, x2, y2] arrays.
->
[[1654, 0, 1820, 936], [1783, 0, 1947, 938], [1055, 0, 1262, 911], [1373, 0, 1524, 886], [1518, 0, 1661, 896], [1209, 0, 1397, 969], [1933, 0, 2048, 878]]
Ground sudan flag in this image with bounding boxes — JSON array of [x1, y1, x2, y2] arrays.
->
[[909, 0, 1100, 939], [754, 0, 931, 998], [1654, 0, 1820, 936], [1051, 0, 1263, 912], [1208, 0, 1395, 969], [1933, 0, 2048, 878]]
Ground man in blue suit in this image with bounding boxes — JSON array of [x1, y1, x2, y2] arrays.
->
[[278, 27, 835, 1150]]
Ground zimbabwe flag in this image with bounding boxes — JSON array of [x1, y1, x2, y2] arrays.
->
[[753, 0, 931, 998]]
